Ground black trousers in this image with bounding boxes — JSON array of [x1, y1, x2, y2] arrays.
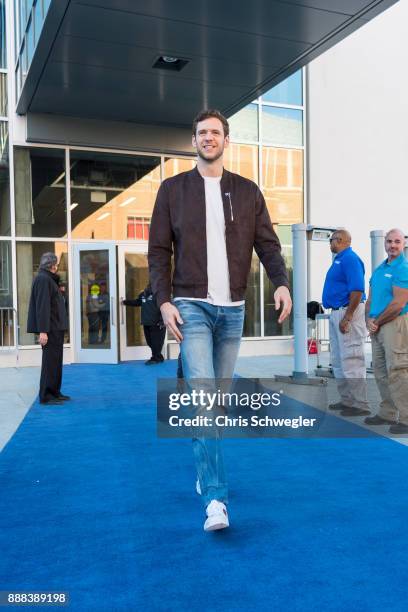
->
[[39, 330, 64, 402], [87, 312, 99, 344], [143, 325, 165, 360]]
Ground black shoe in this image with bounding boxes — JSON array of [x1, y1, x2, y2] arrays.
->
[[55, 394, 71, 401], [40, 398, 64, 405], [389, 423, 408, 435], [340, 407, 371, 417], [145, 358, 160, 365], [364, 415, 395, 426], [329, 402, 351, 411]]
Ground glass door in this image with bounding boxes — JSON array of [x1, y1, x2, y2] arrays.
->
[[118, 244, 152, 361], [73, 243, 118, 363]]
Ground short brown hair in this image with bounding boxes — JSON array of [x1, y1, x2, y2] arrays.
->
[[192, 109, 229, 137]]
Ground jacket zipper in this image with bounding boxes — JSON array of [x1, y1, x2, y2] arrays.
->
[[225, 192, 233, 221]]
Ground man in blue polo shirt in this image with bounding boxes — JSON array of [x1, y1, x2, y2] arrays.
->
[[364, 228, 408, 435], [322, 229, 370, 416]]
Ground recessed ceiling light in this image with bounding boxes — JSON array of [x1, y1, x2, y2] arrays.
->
[[119, 196, 136, 208], [96, 212, 110, 221], [153, 56, 189, 72]]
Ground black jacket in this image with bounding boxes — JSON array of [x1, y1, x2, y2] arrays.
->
[[27, 269, 69, 333], [123, 289, 163, 327], [148, 167, 289, 307]]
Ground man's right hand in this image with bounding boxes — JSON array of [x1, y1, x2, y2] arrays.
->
[[39, 332, 48, 346], [366, 317, 379, 334], [160, 302, 184, 342]]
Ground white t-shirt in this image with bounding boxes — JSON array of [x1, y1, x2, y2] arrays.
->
[[175, 175, 244, 307]]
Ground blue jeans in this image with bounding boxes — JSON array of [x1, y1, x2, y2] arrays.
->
[[176, 300, 245, 506]]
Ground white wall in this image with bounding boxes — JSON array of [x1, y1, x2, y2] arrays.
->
[[307, 0, 408, 302]]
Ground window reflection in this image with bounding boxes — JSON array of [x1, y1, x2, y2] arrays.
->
[[14, 147, 66, 237], [0, 0, 6, 68], [0, 121, 10, 235], [124, 252, 149, 347], [229, 104, 258, 143], [70, 151, 161, 240], [264, 226, 293, 336], [243, 255, 260, 337], [0, 240, 13, 346], [262, 147, 303, 224], [80, 250, 111, 349], [16, 241, 69, 345], [163, 157, 195, 178], [224, 143, 258, 181], [262, 71, 302, 106], [262, 106, 303, 147], [0, 73, 7, 116]]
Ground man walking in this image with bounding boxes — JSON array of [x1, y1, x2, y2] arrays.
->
[[365, 229, 408, 434], [148, 109, 291, 531], [322, 229, 370, 417], [27, 253, 69, 405]]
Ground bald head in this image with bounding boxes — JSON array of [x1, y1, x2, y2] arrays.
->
[[385, 228, 405, 241], [385, 228, 406, 262], [330, 229, 351, 254]]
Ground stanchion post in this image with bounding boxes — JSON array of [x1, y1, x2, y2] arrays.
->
[[292, 224, 308, 378], [370, 230, 385, 273]]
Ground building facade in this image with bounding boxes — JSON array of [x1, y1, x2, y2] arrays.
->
[[0, 1, 308, 366]]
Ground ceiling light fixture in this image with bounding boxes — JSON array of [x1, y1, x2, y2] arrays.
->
[[153, 56, 189, 72], [119, 196, 136, 208], [96, 212, 110, 221]]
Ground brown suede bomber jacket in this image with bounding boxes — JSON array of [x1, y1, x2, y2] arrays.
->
[[148, 167, 289, 307]]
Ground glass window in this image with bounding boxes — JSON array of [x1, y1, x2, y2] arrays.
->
[[243, 255, 260, 337], [127, 216, 150, 240], [163, 157, 195, 178], [224, 143, 258, 182], [0, 72, 7, 116], [16, 241, 69, 345], [21, 42, 27, 76], [263, 226, 293, 337], [43, 0, 52, 15], [123, 252, 148, 347], [0, 240, 13, 346], [263, 71, 302, 106], [70, 151, 161, 240], [79, 249, 111, 349], [0, 122, 10, 236], [34, 0, 43, 46], [26, 16, 34, 64], [229, 104, 258, 143], [262, 147, 303, 224], [261, 106, 303, 147], [14, 147, 66, 237], [0, 0, 6, 69]]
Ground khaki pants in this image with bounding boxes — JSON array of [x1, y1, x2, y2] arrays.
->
[[371, 313, 408, 425], [329, 303, 369, 410]]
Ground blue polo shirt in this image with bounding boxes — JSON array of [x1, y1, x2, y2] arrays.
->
[[322, 247, 366, 309], [369, 253, 408, 318]]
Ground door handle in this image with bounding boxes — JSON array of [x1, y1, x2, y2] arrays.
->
[[120, 297, 124, 325], [111, 296, 115, 326]]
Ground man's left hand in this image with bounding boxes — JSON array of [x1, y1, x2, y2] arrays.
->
[[274, 286, 292, 324]]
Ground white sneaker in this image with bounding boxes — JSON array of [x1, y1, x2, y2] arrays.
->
[[196, 479, 201, 495], [204, 500, 229, 531]]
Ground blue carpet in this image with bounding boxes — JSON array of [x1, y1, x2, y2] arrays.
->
[[1, 361, 408, 611]]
